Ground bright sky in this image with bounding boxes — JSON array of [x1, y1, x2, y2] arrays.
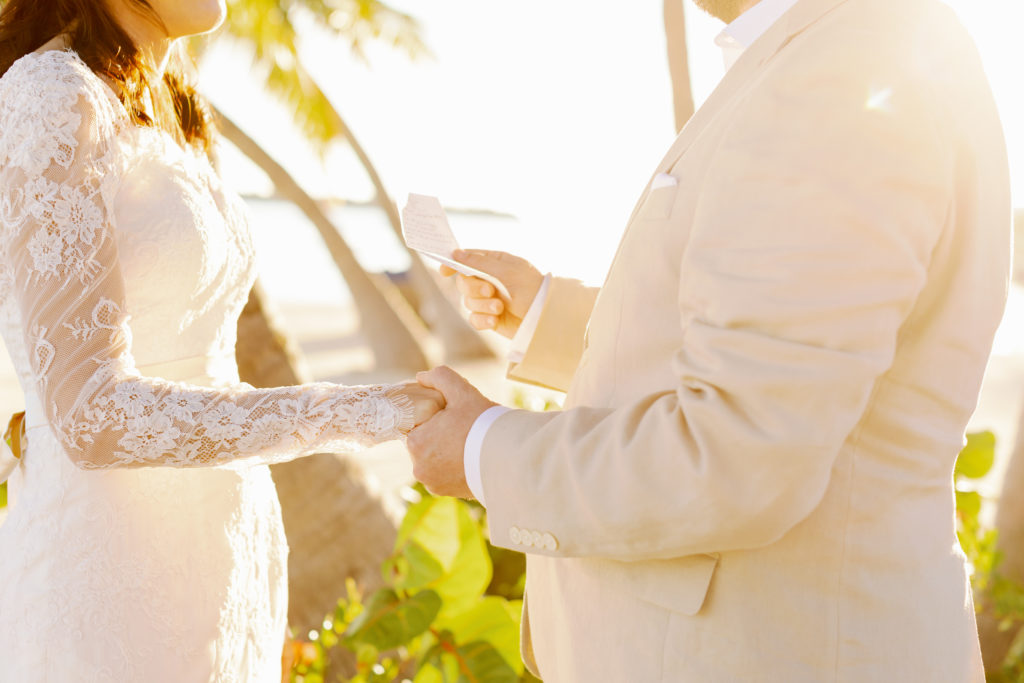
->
[[201, 0, 1024, 286]]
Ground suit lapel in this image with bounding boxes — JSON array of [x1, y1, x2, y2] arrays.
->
[[637, 0, 854, 214], [610, 0, 854, 279]]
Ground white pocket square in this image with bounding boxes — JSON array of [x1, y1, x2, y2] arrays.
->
[[638, 173, 678, 220], [651, 172, 678, 190]]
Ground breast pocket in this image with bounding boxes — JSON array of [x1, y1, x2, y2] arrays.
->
[[636, 175, 679, 222]]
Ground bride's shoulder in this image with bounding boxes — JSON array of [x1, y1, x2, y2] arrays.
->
[[0, 49, 114, 120], [0, 50, 122, 173], [3, 49, 95, 89]]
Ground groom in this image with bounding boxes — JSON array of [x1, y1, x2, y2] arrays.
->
[[406, 0, 1011, 679]]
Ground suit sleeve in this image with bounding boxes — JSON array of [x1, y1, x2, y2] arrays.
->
[[506, 276, 599, 392], [479, 45, 962, 561]]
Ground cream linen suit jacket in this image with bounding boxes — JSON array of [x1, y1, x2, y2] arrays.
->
[[478, 0, 1011, 680]]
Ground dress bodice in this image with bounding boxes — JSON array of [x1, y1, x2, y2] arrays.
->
[[0, 49, 412, 469], [110, 124, 256, 380], [0, 51, 255, 399]]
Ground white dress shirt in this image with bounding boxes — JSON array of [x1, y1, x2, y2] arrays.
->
[[463, 0, 800, 506], [715, 0, 801, 71]]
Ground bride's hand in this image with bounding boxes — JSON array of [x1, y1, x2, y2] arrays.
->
[[392, 382, 446, 431]]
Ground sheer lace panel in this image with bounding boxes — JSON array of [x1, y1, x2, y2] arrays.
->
[[0, 52, 413, 469]]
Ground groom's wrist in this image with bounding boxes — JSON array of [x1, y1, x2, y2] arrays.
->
[[464, 405, 511, 505]]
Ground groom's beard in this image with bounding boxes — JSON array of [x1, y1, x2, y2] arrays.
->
[[692, 0, 750, 23]]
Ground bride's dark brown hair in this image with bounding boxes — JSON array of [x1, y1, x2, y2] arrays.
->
[[0, 0, 214, 151]]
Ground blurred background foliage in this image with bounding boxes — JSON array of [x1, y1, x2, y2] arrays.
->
[[286, 485, 539, 683], [217, 0, 429, 146], [955, 432, 1024, 681]]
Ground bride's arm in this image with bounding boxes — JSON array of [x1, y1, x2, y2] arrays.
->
[[0, 62, 425, 469]]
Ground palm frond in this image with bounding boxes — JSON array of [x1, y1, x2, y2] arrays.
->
[[217, 0, 428, 146]]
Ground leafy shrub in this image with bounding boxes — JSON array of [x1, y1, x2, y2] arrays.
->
[[289, 485, 539, 683], [955, 432, 1024, 680]]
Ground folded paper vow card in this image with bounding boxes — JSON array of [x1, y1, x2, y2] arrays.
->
[[400, 193, 511, 299]]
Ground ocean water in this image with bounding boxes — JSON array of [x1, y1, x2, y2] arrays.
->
[[245, 198, 414, 307], [243, 197, 615, 309]]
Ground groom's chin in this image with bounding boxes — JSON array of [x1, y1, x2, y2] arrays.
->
[[691, 0, 747, 23]]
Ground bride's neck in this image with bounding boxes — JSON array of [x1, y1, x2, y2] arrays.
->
[[108, 5, 175, 76]]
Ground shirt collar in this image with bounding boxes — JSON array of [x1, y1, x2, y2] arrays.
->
[[714, 0, 802, 71]]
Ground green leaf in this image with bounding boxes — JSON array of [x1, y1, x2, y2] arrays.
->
[[412, 665, 444, 683], [419, 630, 462, 683], [417, 633, 447, 676], [487, 545, 526, 600], [344, 588, 441, 651], [395, 494, 444, 552], [354, 641, 380, 667], [435, 598, 523, 675], [955, 489, 982, 521], [955, 431, 996, 480], [391, 540, 446, 592], [0, 481, 6, 509], [452, 641, 519, 683], [396, 496, 463, 566], [394, 497, 492, 616], [1004, 626, 1024, 679], [320, 628, 339, 649]]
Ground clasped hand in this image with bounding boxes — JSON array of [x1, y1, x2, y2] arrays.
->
[[394, 250, 543, 500], [389, 368, 496, 499]]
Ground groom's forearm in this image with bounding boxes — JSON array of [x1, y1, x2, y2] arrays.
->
[[477, 386, 847, 562]]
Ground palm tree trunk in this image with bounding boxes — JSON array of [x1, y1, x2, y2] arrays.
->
[[214, 106, 430, 372], [316, 87, 496, 362], [235, 284, 399, 638], [664, 0, 696, 133]]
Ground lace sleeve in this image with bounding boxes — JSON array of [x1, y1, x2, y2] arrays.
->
[[0, 54, 414, 469]]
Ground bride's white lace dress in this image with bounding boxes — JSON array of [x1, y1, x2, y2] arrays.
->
[[0, 49, 414, 682]]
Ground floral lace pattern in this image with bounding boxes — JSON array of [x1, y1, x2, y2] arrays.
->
[[0, 50, 414, 470], [0, 49, 413, 682]]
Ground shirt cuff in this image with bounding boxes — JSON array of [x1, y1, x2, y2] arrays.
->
[[508, 273, 552, 364], [464, 405, 511, 506]]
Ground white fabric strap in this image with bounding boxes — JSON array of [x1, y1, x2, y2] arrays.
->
[[24, 392, 47, 430]]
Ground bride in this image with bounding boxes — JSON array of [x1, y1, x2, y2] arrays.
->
[[0, 0, 444, 680]]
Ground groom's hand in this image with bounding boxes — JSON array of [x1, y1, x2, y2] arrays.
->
[[440, 250, 543, 339], [406, 366, 498, 499]]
